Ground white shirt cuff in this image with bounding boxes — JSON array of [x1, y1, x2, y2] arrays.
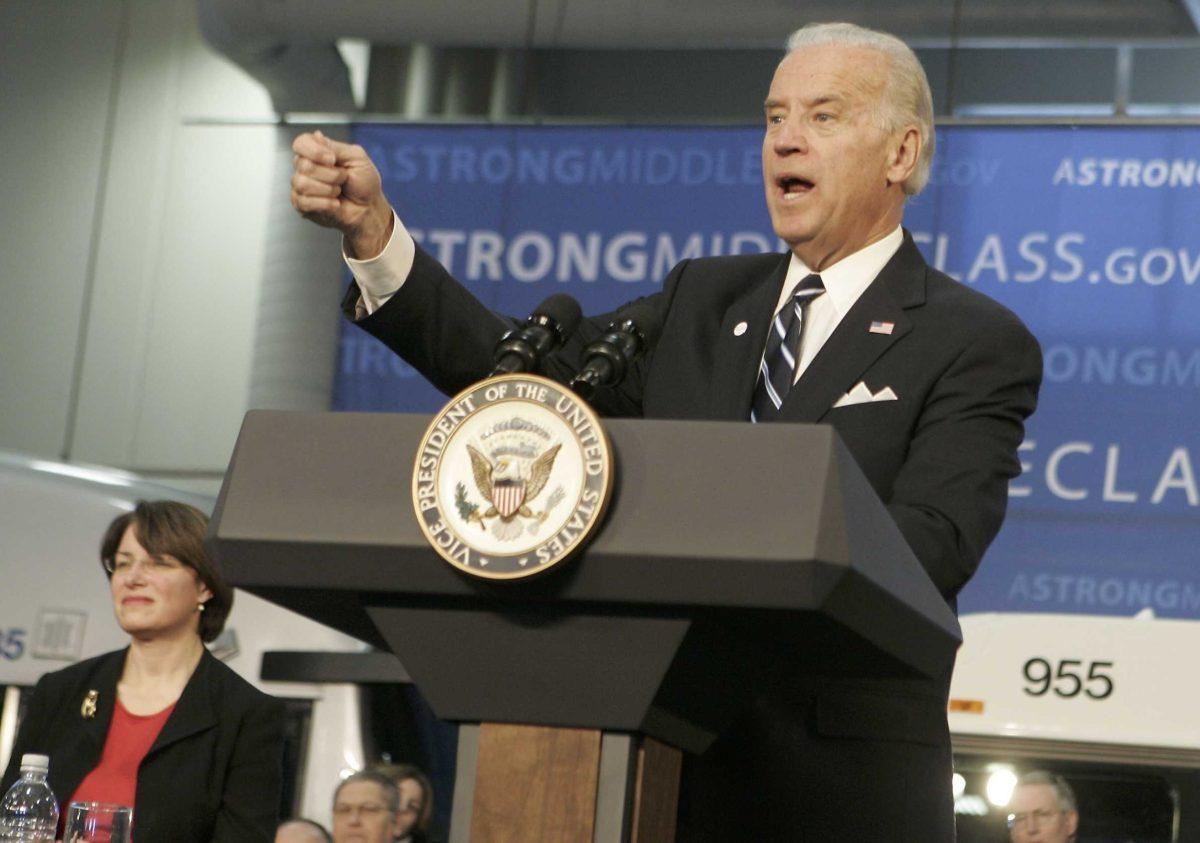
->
[[343, 211, 415, 318]]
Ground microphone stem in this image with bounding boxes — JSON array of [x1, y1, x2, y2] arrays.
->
[[489, 355, 525, 377], [570, 370, 601, 399]]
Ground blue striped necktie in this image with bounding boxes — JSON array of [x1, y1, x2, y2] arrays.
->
[[751, 274, 825, 422]]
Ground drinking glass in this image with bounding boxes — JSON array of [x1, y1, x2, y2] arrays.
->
[[63, 802, 132, 843]]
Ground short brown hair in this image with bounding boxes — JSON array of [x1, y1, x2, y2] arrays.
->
[[100, 500, 232, 643], [334, 770, 400, 812]]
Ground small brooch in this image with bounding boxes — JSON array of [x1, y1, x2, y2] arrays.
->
[[81, 690, 99, 719]]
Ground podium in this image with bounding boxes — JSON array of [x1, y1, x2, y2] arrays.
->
[[208, 410, 960, 842]]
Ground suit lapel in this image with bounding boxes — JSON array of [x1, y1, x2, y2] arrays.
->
[[780, 234, 927, 423], [146, 650, 217, 757], [78, 650, 125, 753], [709, 254, 790, 420]]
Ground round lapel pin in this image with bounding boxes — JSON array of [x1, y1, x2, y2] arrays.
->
[[733, 321, 748, 336]]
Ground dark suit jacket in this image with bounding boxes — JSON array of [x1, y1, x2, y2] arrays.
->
[[345, 231, 1042, 841], [1, 648, 284, 843]]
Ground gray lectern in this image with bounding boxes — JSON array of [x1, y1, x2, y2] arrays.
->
[[208, 410, 960, 843]]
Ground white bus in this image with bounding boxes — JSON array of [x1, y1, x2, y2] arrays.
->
[[950, 611, 1199, 841]]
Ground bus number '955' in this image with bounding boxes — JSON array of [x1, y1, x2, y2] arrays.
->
[[0, 629, 25, 661], [1023, 658, 1113, 699]]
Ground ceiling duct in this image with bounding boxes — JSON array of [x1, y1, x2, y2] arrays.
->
[[197, 0, 1196, 53], [196, 0, 355, 113], [196, 0, 1198, 113]]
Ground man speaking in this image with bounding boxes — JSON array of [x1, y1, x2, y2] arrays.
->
[[291, 21, 1041, 841]]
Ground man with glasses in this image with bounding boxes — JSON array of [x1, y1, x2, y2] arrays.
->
[[1008, 771, 1079, 843], [331, 771, 402, 843]]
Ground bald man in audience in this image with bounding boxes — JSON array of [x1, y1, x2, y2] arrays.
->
[[275, 818, 332, 843]]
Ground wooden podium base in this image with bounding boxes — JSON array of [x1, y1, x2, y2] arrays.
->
[[629, 736, 683, 843], [451, 723, 682, 843]]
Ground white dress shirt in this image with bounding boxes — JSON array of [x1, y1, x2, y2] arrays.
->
[[343, 216, 904, 381], [771, 226, 903, 382], [345, 212, 416, 319]]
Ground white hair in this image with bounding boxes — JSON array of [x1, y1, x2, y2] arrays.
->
[[1017, 770, 1078, 814], [784, 22, 936, 196]]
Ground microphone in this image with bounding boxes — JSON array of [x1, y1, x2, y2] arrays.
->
[[569, 301, 660, 399], [490, 294, 583, 376]]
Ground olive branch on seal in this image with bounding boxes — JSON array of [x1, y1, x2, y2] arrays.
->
[[454, 482, 478, 521]]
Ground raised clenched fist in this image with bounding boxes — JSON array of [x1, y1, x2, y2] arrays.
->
[[290, 130, 394, 259]]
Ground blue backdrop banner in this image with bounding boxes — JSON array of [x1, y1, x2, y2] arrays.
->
[[333, 123, 1200, 620]]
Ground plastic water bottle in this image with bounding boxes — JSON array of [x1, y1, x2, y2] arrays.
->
[[0, 754, 59, 842]]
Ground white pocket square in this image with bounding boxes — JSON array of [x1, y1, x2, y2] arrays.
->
[[832, 382, 898, 408]]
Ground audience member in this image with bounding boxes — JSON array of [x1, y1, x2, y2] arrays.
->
[[1008, 771, 1079, 843], [372, 763, 434, 842], [0, 500, 284, 841], [332, 770, 402, 843], [276, 818, 333, 842]]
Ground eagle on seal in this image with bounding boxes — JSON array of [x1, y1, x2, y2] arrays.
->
[[467, 443, 561, 522]]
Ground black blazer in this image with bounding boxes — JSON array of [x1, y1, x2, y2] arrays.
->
[[345, 231, 1042, 841], [1, 648, 284, 843], [349, 231, 1041, 602]]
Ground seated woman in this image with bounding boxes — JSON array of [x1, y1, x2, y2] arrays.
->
[[1, 500, 284, 841]]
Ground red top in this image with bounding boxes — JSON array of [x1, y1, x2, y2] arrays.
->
[[71, 699, 176, 809]]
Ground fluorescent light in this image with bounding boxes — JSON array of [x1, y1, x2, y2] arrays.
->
[[28, 460, 135, 488], [954, 103, 1115, 117], [1127, 103, 1200, 116]]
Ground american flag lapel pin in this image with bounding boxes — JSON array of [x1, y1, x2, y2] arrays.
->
[[869, 321, 895, 335]]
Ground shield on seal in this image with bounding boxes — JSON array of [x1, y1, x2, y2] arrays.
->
[[492, 479, 526, 519]]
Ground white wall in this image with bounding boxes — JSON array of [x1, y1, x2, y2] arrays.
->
[[0, 2, 123, 459], [0, 0, 339, 493]]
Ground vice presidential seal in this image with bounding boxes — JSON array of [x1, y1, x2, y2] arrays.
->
[[412, 373, 613, 579]]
